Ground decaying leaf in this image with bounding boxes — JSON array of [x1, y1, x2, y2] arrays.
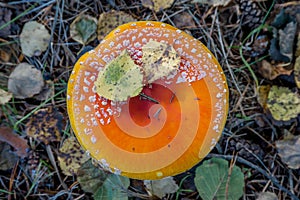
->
[[294, 56, 300, 89], [276, 134, 300, 169], [95, 49, 143, 101], [93, 174, 130, 200], [257, 192, 278, 200], [0, 126, 29, 158], [266, 86, 300, 121], [142, 40, 180, 83], [77, 160, 108, 194], [257, 85, 271, 110], [258, 60, 293, 80], [58, 137, 90, 176], [26, 107, 64, 144], [194, 158, 244, 200], [97, 10, 136, 40], [0, 142, 19, 171], [8, 63, 44, 99], [70, 14, 97, 44], [192, 0, 232, 7], [144, 177, 179, 198], [141, 0, 175, 13], [278, 21, 297, 62], [173, 12, 196, 29], [0, 88, 12, 105], [20, 21, 50, 57]]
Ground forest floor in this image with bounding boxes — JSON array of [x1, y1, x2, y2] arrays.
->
[[0, 0, 300, 199]]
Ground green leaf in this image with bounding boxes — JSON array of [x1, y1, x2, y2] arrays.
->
[[93, 174, 130, 200], [194, 158, 244, 200]]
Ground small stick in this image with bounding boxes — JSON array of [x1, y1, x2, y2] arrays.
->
[[139, 93, 159, 104]]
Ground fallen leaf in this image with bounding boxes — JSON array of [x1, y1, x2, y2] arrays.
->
[[0, 48, 11, 62], [70, 14, 97, 45], [257, 85, 271, 110], [33, 80, 54, 101], [26, 107, 64, 144], [94, 49, 143, 101], [8, 63, 44, 99], [142, 40, 180, 83], [0, 88, 12, 105], [20, 21, 50, 57], [278, 21, 297, 62], [141, 0, 175, 12], [276, 134, 300, 169], [258, 60, 293, 80], [58, 137, 90, 176], [194, 158, 244, 200], [294, 56, 300, 89], [93, 174, 130, 200], [173, 12, 196, 29], [266, 86, 300, 121], [0, 142, 19, 170], [144, 176, 179, 198], [97, 10, 136, 40], [0, 126, 29, 158], [257, 192, 278, 200], [77, 160, 108, 193], [192, 0, 232, 7]]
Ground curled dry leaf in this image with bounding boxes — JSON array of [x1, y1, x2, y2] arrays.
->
[[0, 126, 29, 158], [142, 40, 180, 83], [95, 49, 143, 101], [266, 86, 300, 121], [141, 0, 175, 12], [26, 107, 64, 144], [257, 85, 271, 110], [276, 134, 300, 169], [192, 0, 232, 7], [20, 21, 50, 57], [144, 177, 179, 198], [0, 88, 12, 105], [258, 60, 293, 80], [70, 14, 97, 45], [58, 137, 90, 176], [8, 63, 44, 99], [97, 10, 136, 40]]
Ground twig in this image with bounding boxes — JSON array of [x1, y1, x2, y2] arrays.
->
[[208, 154, 300, 200]]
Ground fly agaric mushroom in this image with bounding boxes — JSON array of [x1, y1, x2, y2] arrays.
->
[[67, 21, 228, 180]]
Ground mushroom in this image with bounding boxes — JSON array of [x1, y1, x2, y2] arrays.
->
[[67, 21, 228, 180]]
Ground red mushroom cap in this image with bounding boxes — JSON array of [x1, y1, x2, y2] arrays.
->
[[67, 21, 228, 180]]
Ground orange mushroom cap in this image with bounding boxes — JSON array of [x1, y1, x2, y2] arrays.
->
[[67, 21, 228, 180]]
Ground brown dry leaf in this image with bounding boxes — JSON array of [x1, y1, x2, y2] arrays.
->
[[20, 21, 50, 57], [258, 60, 293, 80], [276, 134, 300, 169], [95, 49, 143, 101], [0, 48, 11, 62], [142, 40, 180, 83], [257, 192, 278, 200], [294, 56, 300, 88], [266, 86, 300, 121], [97, 10, 136, 40], [192, 0, 232, 7], [173, 12, 196, 29], [58, 137, 90, 176], [8, 63, 44, 99], [0, 126, 29, 158], [0, 88, 12, 105], [257, 85, 271, 110], [26, 107, 64, 144], [141, 0, 175, 12], [144, 177, 179, 198], [70, 14, 97, 45], [0, 142, 19, 170]]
